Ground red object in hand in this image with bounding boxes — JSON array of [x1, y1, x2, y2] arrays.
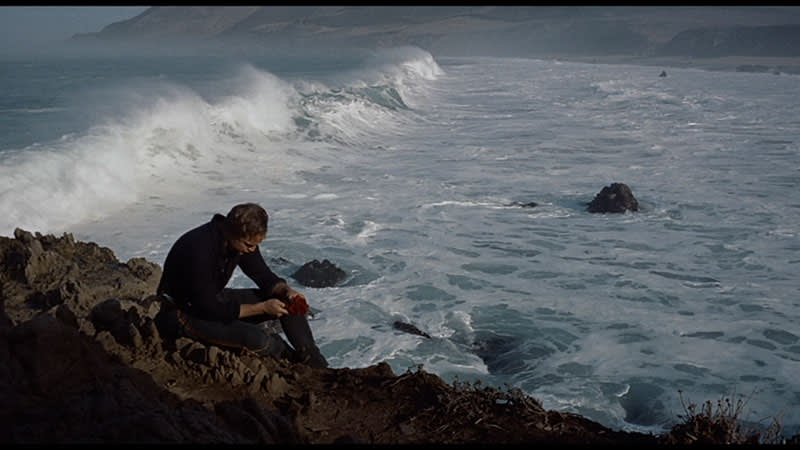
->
[[286, 294, 309, 315]]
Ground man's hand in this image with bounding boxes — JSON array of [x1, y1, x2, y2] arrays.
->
[[239, 299, 286, 319], [286, 289, 310, 315], [261, 298, 288, 317]]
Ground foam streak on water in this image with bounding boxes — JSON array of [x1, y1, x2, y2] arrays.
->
[[2, 49, 799, 436]]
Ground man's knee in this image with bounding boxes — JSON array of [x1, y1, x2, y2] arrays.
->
[[251, 332, 293, 359]]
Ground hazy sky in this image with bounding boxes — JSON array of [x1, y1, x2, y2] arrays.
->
[[0, 6, 148, 46]]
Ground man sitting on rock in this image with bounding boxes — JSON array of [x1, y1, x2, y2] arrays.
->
[[154, 202, 327, 368]]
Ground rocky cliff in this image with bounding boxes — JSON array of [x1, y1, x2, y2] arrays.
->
[[656, 24, 800, 58], [73, 6, 800, 59], [0, 229, 792, 444]]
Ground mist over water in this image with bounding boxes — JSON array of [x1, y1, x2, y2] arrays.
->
[[1, 45, 798, 437]]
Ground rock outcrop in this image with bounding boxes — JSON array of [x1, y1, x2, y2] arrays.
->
[[587, 183, 639, 213], [290, 259, 347, 288], [509, 201, 538, 208], [1, 228, 789, 444], [392, 320, 432, 339], [656, 24, 800, 58]]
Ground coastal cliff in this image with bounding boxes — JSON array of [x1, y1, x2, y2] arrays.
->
[[0, 229, 791, 444], [69, 6, 800, 75]]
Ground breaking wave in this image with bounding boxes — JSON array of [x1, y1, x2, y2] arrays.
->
[[0, 47, 443, 235]]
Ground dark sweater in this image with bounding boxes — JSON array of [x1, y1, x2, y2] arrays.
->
[[157, 214, 285, 322]]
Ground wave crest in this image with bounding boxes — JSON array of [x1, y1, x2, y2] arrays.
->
[[0, 47, 443, 236]]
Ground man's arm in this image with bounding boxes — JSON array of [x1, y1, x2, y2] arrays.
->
[[269, 280, 309, 315], [268, 280, 291, 301], [240, 250, 309, 315], [239, 248, 291, 300], [239, 298, 287, 318]]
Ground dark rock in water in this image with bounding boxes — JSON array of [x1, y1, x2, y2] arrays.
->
[[290, 259, 347, 288], [587, 183, 639, 213], [393, 321, 431, 339], [472, 332, 529, 375], [736, 64, 770, 73], [509, 201, 538, 208], [659, 70, 667, 77]]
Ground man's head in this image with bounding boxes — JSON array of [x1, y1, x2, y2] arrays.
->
[[223, 203, 268, 254]]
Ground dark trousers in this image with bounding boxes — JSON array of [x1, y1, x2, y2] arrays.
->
[[157, 288, 327, 368]]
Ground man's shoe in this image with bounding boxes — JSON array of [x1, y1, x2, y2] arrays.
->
[[295, 346, 328, 369]]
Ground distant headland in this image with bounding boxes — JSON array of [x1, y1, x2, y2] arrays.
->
[[72, 6, 800, 74]]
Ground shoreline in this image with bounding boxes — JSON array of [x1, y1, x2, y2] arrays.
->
[[538, 54, 800, 75]]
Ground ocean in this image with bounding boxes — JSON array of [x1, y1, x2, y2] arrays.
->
[[1, 44, 798, 437]]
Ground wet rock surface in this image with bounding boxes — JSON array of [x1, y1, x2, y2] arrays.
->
[[1, 228, 787, 444], [290, 258, 347, 288], [392, 320, 432, 339], [509, 201, 538, 208], [587, 182, 640, 213]]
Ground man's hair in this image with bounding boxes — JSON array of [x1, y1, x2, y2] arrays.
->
[[225, 203, 268, 238]]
